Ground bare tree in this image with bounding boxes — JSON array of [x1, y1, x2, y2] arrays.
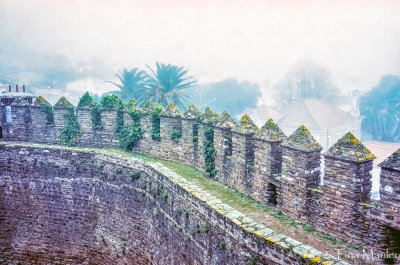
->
[[277, 59, 340, 105]]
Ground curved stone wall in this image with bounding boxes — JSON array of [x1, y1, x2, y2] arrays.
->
[[0, 142, 344, 265]]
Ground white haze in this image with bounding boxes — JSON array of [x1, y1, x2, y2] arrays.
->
[[0, 0, 399, 105]]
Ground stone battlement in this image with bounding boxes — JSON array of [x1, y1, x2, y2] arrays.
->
[[1, 95, 399, 264]]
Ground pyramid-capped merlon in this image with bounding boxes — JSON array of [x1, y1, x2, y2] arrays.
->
[[256, 119, 286, 142], [11, 96, 30, 106], [184, 104, 202, 120], [33, 96, 51, 107], [54, 97, 74, 109], [161, 102, 182, 117], [282, 125, 322, 152], [379, 148, 400, 171], [203, 107, 218, 123], [236, 114, 258, 134], [215, 110, 237, 129], [325, 132, 376, 162]]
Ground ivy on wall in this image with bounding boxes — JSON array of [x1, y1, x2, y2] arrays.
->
[[58, 107, 82, 146], [116, 99, 143, 151], [203, 123, 217, 178], [77, 92, 103, 130], [170, 128, 182, 142], [145, 101, 163, 140]]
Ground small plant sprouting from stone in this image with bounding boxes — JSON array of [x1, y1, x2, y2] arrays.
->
[[116, 168, 123, 174], [248, 256, 259, 265], [196, 224, 201, 234], [162, 190, 168, 202], [347, 244, 362, 250], [97, 163, 104, 170], [220, 241, 226, 249], [192, 135, 198, 144], [317, 233, 337, 244], [130, 171, 140, 181], [203, 222, 209, 233], [272, 210, 288, 221], [302, 225, 314, 233], [290, 221, 299, 228], [177, 208, 183, 216], [179, 227, 183, 232], [184, 210, 189, 219]]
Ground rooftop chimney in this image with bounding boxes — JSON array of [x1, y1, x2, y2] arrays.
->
[[23, 85, 25, 92], [9, 85, 11, 92], [16, 84, 18, 92]]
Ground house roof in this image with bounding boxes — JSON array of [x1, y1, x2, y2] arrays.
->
[[278, 99, 359, 130], [236, 104, 282, 127]]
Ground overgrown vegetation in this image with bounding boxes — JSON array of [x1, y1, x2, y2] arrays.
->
[[77, 92, 102, 130], [117, 99, 143, 151], [170, 128, 182, 142], [57, 106, 82, 146], [146, 101, 163, 140], [203, 124, 217, 178]]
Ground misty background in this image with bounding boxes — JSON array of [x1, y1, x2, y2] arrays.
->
[[0, 0, 399, 142]]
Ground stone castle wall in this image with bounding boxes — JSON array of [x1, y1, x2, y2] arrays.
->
[[1, 96, 400, 263], [0, 142, 345, 265]]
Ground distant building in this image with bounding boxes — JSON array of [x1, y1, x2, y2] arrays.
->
[[236, 104, 283, 126], [0, 85, 36, 137], [277, 99, 362, 149]]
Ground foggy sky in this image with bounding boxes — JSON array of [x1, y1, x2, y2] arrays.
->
[[0, 0, 399, 103]]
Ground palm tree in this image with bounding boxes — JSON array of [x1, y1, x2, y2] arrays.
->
[[106, 68, 148, 102], [139, 62, 196, 111]]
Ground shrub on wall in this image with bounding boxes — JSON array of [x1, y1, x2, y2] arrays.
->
[[77, 92, 102, 130], [203, 123, 217, 178], [115, 99, 143, 151], [58, 107, 82, 146], [145, 101, 163, 140], [170, 128, 182, 142]]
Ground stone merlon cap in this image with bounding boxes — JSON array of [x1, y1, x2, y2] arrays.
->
[[378, 148, 400, 171], [282, 125, 322, 152], [161, 102, 182, 117], [11, 96, 30, 106], [54, 97, 74, 109], [325, 132, 376, 162], [203, 107, 219, 124], [235, 114, 258, 134], [256, 119, 286, 142], [183, 104, 202, 120], [33, 96, 51, 107], [215, 110, 237, 129]]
